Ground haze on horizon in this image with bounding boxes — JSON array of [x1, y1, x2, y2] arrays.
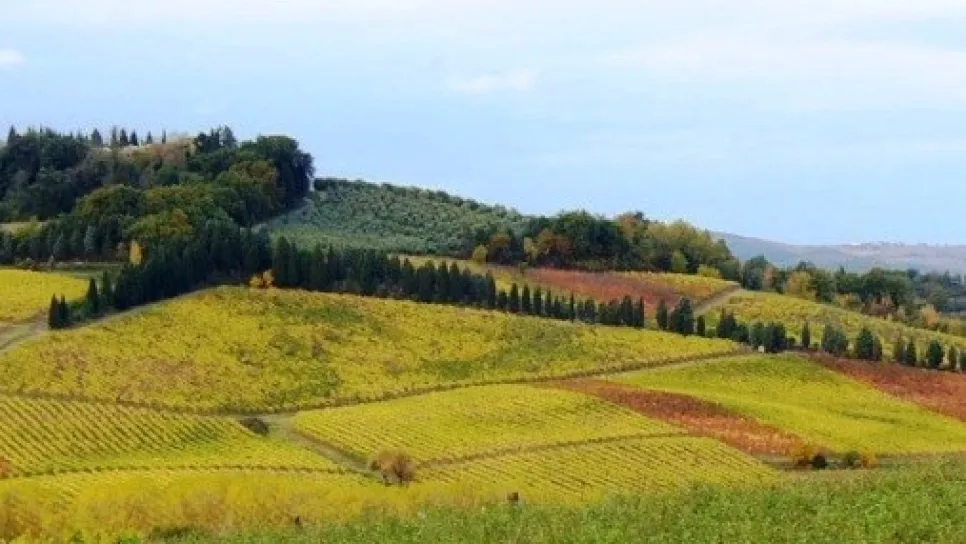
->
[[1, 1, 964, 246]]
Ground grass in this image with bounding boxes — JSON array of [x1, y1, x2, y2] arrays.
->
[[11, 460, 956, 543], [0, 397, 342, 477], [291, 384, 682, 464], [0, 287, 737, 412], [0, 269, 89, 323], [264, 180, 528, 253], [614, 354, 966, 454], [712, 290, 966, 359]]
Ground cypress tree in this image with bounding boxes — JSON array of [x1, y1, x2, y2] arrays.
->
[[854, 327, 875, 361], [801, 321, 812, 351], [508, 284, 521, 313], [58, 296, 70, 327], [86, 278, 100, 316], [620, 296, 634, 326], [48, 295, 61, 329], [568, 294, 576, 321], [904, 340, 918, 367], [892, 337, 905, 364], [696, 315, 707, 337], [656, 300, 669, 331], [926, 340, 944, 370], [497, 290, 509, 311], [949, 346, 959, 373], [872, 336, 883, 362], [533, 287, 543, 316], [521, 285, 532, 314]]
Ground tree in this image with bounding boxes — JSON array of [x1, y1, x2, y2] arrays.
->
[[656, 300, 669, 331], [86, 278, 100, 316], [47, 295, 61, 329], [801, 321, 812, 351], [58, 295, 70, 327], [101, 271, 114, 308], [750, 322, 766, 349], [508, 284, 521, 313], [904, 340, 918, 367], [854, 327, 875, 361], [130, 130, 139, 147], [872, 336, 883, 362], [161, 130, 168, 144], [670, 251, 688, 274], [521, 285, 532, 314], [948, 345, 959, 371], [51, 233, 67, 261], [926, 340, 944, 370], [471, 245, 488, 265], [696, 315, 707, 337], [670, 298, 695, 336], [91, 129, 104, 147], [145, 132, 154, 145], [6, 126, 17, 143], [892, 337, 905, 364], [119, 129, 129, 147]]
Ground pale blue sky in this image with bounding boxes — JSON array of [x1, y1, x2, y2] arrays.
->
[[1, 1, 965, 245]]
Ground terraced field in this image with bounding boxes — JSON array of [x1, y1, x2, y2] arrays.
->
[[420, 436, 776, 502], [0, 269, 88, 323], [549, 380, 805, 456], [0, 397, 341, 477], [614, 354, 966, 454], [292, 385, 682, 464], [0, 287, 737, 412], [712, 290, 966, 359]]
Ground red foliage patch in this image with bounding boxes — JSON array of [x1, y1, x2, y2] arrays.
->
[[817, 355, 966, 422], [547, 380, 805, 456], [526, 269, 680, 316]]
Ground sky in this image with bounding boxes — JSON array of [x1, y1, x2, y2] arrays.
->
[[1, 1, 965, 245]]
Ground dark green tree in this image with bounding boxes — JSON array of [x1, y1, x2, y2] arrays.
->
[[696, 315, 706, 337], [47, 295, 61, 328], [904, 340, 918, 367], [926, 340, 944, 370], [521, 285, 532, 314], [86, 278, 100, 316], [508, 284, 521, 313], [948, 345, 959, 372], [892, 337, 905, 364], [670, 298, 695, 336], [656, 300, 669, 331], [854, 327, 876, 361], [801, 321, 812, 351]]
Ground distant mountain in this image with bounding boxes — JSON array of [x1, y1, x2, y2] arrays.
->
[[714, 232, 966, 275]]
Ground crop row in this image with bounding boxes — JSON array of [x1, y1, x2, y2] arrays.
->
[[420, 436, 776, 502], [0, 287, 737, 412], [614, 354, 966, 454], [0, 396, 341, 477], [292, 384, 681, 463]]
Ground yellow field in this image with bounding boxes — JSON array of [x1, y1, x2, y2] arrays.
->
[[0, 287, 737, 412], [619, 271, 737, 302], [420, 436, 776, 502], [292, 385, 681, 463], [0, 269, 88, 323], [615, 354, 966, 454], [712, 290, 966, 358], [0, 397, 341, 476]]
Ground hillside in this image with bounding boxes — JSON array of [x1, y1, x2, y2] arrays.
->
[[264, 179, 528, 254], [0, 287, 737, 412], [717, 231, 966, 274]]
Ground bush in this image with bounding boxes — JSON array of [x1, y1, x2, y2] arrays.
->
[[793, 445, 819, 469], [860, 451, 878, 469], [369, 450, 416, 486], [238, 417, 270, 436], [841, 450, 862, 469], [811, 453, 829, 470]]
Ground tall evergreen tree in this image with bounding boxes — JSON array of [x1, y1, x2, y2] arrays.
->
[[801, 321, 811, 351], [926, 340, 944, 370], [508, 284, 521, 313], [892, 337, 905, 364], [145, 132, 154, 145], [58, 296, 70, 327], [47, 295, 61, 329], [91, 128, 103, 147], [86, 278, 100, 316], [696, 315, 707, 337], [854, 328, 875, 361], [533, 287, 543, 316], [904, 340, 918, 367], [949, 346, 959, 373], [670, 298, 695, 336], [119, 128, 129, 147], [656, 300, 669, 331], [521, 285, 532, 314]]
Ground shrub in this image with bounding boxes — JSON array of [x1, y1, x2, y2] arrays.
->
[[841, 450, 862, 469], [793, 444, 819, 469], [238, 417, 270, 436], [860, 451, 877, 469], [811, 453, 829, 470], [369, 450, 416, 486]]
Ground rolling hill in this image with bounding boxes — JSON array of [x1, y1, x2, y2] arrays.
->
[[716, 231, 966, 274]]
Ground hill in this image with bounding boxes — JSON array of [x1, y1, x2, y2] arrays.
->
[[716, 231, 966, 274], [0, 287, 737, 412], [264, 179, 528, 254]]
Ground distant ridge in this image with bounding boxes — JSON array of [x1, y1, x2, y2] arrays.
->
[[715, 232, 966, 274]]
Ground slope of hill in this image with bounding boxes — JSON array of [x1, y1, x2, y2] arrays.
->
[[0, 287, 737, 412], [716, 232, 966, 274], [0, 269, 88, 323], [614, 354, 966, 454], [711, 289, 966, 359], [264, 180, 528, 254]]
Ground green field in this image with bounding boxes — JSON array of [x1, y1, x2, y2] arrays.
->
[[614, 354, 966, 454], [264, 180, 528, 253], [0, 287, 737, 412]]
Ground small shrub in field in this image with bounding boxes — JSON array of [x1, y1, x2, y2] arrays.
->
[[811, 453, 829, 470], [239, 417, 270, 436], [841, 451, 862, 469], [369, 451, 416, 486]]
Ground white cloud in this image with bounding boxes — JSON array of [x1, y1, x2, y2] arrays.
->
[[446, 70, 537, 95], [0, 49, 24, 68]]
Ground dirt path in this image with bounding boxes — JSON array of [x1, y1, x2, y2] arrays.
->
[[694, 285, 743, 317], [262, 414, 378, 478]]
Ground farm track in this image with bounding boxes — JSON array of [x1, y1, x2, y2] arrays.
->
[[0, 464, 349, 484], [264, 414, 377, 478], [694, 285, 743, 317]]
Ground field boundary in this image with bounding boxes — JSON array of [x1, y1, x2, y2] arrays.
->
[[0, 463, 349, 483], [694, 285, 743, 317]]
